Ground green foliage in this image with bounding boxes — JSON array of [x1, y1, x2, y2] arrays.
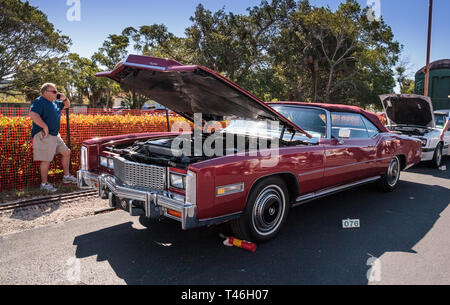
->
[[271, 0, 400, 107], [92, 34, 130, 70], [0, 0, 71, 94], [0, 94, 25, 103], [396, 64, 415, 94], [4, 0, 402, 110]]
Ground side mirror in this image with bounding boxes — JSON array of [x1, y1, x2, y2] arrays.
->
[[338, 128, 351, 139]]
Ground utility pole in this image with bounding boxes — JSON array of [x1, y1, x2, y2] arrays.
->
[[424, 0, 433, 97]]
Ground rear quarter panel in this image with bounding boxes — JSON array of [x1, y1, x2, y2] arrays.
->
[[380, 133, 422, 169]]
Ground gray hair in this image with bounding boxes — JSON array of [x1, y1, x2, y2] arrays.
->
[[40, 83, 57, 95]]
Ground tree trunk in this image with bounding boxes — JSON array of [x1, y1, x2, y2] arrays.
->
[[312, 59, 319, 103], [326, 65, 335, 103], [106, 88, 111, 108], [132, 90, 137, 109]]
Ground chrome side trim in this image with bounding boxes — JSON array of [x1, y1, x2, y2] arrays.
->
[[293, 176, 381, 207], [404, 163, 416, 171], [298, 157, 391, 178], [298, 169, 324, 177], [124, 62, 166, 71]]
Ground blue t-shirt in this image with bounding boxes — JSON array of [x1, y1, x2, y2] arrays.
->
[[30, 96, 64, 138]]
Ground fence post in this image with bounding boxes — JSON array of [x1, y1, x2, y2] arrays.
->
[[165, 109, 170, 132], [66, 108, 72, 174]]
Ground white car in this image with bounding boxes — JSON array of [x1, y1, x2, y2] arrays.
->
[[380, 94, 450, 168], [434, 109, 450, 129]]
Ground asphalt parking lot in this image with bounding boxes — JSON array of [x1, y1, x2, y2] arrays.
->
[[0, 158, 449, 285]]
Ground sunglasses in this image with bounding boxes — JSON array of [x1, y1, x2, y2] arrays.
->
[[46, 90, 58, 94]]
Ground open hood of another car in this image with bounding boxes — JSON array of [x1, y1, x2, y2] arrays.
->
[[379, 94, 435, 128], [96, 55, 310, 138]]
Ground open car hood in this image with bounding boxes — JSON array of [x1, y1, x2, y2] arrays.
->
[[96, 55, 310, 138], [379, 94, 435, 128]]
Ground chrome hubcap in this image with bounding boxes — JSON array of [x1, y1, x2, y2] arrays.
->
[[387, 158, 400, 187], [436, 147, 442, 166], [252, 185, 285, 236]]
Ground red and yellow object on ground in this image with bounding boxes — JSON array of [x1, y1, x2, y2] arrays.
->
[[221, 234, 257, 252]]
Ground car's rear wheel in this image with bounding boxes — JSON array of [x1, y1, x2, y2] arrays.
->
[[378, 156, 401, 192], [432, 143, 443, 168], [230, 176, 289, 243]]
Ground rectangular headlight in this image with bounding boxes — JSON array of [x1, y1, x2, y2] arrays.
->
[[170, 173, 186, 190], [80, 146, 88, 170], [108, 158, 114, 170], [100, 156, 108, 168]]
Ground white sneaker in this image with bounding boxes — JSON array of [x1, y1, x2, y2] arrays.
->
[[40, 183, 57, 193], [63, 175, 77, 184]]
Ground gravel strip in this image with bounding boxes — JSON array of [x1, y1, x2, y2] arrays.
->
[[0, 196, 110, 235]]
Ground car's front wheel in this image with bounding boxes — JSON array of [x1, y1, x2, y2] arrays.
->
[[378, 156, 401, 192], [432, 143, 443, 168], [230, 176, 289, 243]]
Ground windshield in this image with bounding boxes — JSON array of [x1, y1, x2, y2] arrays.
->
[[221, 119, 311, 142], [435, 114, 448, 128], [271, 105, 327, 138]]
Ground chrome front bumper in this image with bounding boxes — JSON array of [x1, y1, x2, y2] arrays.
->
[[77, 170, 100, 189], [421, 149, 434, 161], [98, 174, 199, 230]]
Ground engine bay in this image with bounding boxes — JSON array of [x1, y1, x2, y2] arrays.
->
[[388, 126, 431, 137], [103, 132, 306, 169]]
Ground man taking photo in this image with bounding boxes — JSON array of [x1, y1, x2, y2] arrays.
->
[[440, 118, 450, 142], [30, 83, 77, 193]]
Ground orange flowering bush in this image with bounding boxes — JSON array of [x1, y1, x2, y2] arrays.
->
[[0, 113, 190, 191]]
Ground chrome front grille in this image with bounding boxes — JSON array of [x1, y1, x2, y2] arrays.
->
[[113, 157, 166, 190]]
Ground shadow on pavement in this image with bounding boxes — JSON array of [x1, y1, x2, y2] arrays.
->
[[405, 156, 450, 179], [73, 161, 450, 285]]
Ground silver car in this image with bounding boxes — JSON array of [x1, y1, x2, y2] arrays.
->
[[380, 94, 450, 168]]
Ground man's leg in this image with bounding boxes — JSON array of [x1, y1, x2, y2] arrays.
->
[[61, 149, 71, 176], [40, 161, 51, 184]]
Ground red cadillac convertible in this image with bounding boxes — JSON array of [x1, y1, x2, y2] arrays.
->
[[77, 55, 422, 242]]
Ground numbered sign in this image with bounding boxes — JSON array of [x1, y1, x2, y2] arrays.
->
[[342, 219, 360, 229]]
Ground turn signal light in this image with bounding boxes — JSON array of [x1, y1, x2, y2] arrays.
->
[[167, 209, 182, 218]]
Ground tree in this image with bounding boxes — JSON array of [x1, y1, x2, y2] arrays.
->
[[271, 0, 400, 107], [13, 57, 72, 101], [92, 34, 130, 70], [395, 60, 415, 94], [67, 53, 120, 107], [185, 1, 296, 92], [0, 0, 71, 95], [92, 34, 131, 108]]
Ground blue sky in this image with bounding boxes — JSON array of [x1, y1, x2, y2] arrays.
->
[[28, 0, 450, 78]]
